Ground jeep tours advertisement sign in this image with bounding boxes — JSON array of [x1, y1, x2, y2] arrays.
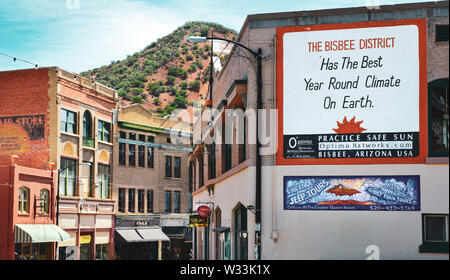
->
[[276, 19, 427, 165], [284, 175, 420, 211]]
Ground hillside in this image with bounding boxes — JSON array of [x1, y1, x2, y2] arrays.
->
[[80, 21, 237, 119]]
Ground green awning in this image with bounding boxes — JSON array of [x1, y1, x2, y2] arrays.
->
[[14, 224, 70, 243]]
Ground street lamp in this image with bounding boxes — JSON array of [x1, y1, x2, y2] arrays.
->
[[186, 35, 263, 260], [53, 162, 92, 225]]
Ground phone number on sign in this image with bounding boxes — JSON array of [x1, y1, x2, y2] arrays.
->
[[369, 205, 418, 211]]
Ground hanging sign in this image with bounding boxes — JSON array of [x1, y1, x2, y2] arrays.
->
[[197, 205, 211, 217], [284, 175, 420, 211], [188, 214, 209, 227]]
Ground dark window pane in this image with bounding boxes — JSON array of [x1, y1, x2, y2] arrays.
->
[[118, 188, 125, 212], [165, 156, 172, 177], [425, 216, 447, 241], [165, 191, 172, 213], [138, 146, 145, 167], [147, 147, 154, 168], [129, 145, 136, 166], [174, 191, 180, 213], [436, 25, 449, 42], [128, 189, 135, 212], [147, 190, 153, 213], [119, 143, 126, 165], [174, 157, 181, 178]]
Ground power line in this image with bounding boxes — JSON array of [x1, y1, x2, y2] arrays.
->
[[0, 52, 39, 69]]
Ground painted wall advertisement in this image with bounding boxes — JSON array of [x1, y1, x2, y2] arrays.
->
[[284, 176, 420, 211], [0, 114, 45, 154], [277, 20, 426, 163]]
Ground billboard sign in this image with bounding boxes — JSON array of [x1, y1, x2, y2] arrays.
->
[[284, 175, 420, 211], [276, 19, 427, 165]]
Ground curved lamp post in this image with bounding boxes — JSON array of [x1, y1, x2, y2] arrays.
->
[[186, 35, 263, 260]]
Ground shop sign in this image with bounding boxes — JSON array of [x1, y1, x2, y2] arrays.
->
[[284, 175, 420, 211], [197, 205, 211, 217], [79, 235, 91, 244], [277, 19, 427, 165], [188, 214, 208, 227], [115, 217, 160, 228]]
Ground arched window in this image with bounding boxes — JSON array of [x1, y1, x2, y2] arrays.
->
[[428, 78, 449, 157], [40, 189, 49, 214], [234, 203, 248, 260], [83, 111, 93, 147], [18, 187, 30, 213]]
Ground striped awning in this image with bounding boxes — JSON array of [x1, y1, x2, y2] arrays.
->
[[117, 228, 170, 242], [14, 224, 70, 243]]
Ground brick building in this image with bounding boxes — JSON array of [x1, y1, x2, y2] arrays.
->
[[112, 104, 193, 260], [0, 156, 68, 260], [0, 67, 118, 260], [191, 1, 448, 260]]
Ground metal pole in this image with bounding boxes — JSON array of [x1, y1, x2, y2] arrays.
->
[[255, 48, 262, 260]]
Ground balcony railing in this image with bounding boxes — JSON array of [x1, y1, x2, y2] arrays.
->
[[83, 137, 95, 148]]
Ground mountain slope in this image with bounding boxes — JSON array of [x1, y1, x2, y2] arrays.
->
[[80, 21, 237, 118]]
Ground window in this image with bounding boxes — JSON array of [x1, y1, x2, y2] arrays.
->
[[174, 157, 181, 178], [234, 203, 248, 260], [18, 187, 30, 213], [420, 214, 449, 253], [97, 164, 110, 199], [224, 144, 232, 172], [119, 131, 127, 139], [138, 190, 145, 213], [61, 109, 77, 134], [59, 158, 76, 196], [82, 111, 93, 139], [39, 189, 49, 214], [138, 146, 145, 167], [147, 190, 154, 213], [428, 79, 449, 157], [98, 120, 111, 142], [128, 144, 136, 166], [95, 244, 109, 260], [436, 25, 449, 42], [119, 143, 126, 165], [129, 132, 136, 140], [118, 188, 125, 212], [139, 134, 146, 142], [174, 191, 181, 213], [148, 135, 155, 143], [165, 156, 172, 177], [147, 147, 154, 168], [165, 190, 172, 213], [128, 189, 135, 212], [207, 144, 216, 179]]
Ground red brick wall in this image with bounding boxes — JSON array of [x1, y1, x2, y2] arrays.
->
[[0, 69, 51, 169]]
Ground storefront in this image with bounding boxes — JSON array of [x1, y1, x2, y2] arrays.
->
[[14, 224, 70, 260], [57, 198, 115, 260], [114, 215, 170, 260]]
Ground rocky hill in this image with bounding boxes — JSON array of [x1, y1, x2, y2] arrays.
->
[[80, 21, 237, 119]]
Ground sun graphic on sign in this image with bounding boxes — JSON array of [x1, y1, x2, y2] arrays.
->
[[333, 116, 367, 134]]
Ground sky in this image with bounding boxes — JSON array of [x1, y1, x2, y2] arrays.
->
[[0, 0, 436, 73]]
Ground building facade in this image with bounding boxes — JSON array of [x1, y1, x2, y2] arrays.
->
[[112, 104, 193, 260], [191, 1, 449, 260], [0, 67, 118, 260], [0, 157, 69, 260]]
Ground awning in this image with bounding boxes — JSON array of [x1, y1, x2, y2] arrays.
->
[[137, 228, 170, 242], [15, 224, 70, 243], [212, 227, 230, 233], [116, 228, 170, 242]]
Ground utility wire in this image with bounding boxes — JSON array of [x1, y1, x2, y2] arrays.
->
[[0, 52, 39, 68]]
